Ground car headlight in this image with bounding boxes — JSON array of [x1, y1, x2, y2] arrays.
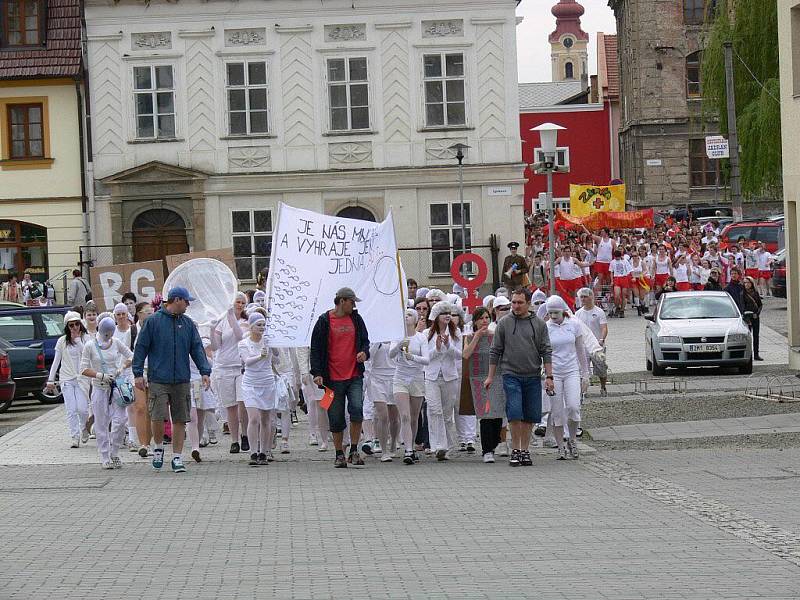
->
[[728, 333, 749, 345], [658, 336, 682, 344]]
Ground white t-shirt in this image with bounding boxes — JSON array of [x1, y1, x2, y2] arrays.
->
[[238, 337, 275, 387], [574, 306, 607, 344], [80, 338, 133, 389], [610, 258, 632, 278], [674, 263, 689, 283], [214, 318, 247, 370], [756, 250, 773, 271], [546, 319, 586, 376], [596, 238, 613, 262]]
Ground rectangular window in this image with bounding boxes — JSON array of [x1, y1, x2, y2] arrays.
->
[[226, 61, 269, 136], [327, 57, 370, 131], [690, 139, 722, 188], [133, 65, 176, 139], [686, 53, 702, 98], [684, 0, 716, 25], [2, 0, 41, 47], [430, 202, 471, 274], [423, 53, 466, 127], [7, 103, 44, 159], [535, 147, 570, 170], [232, 209, 272, 281]]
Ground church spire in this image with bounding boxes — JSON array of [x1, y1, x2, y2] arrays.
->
[[549, 0, 589, 83]]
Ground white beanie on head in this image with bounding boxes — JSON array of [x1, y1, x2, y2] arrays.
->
[[416, 287, 430, 300], [429, 301, 455, 323], [482, 295, 496, 309], [545, 295, 570, 313], [426, 288, 446, 301], [531, 289, 547, 303]]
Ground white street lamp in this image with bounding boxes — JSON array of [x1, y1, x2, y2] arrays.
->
[[530, 123, 566, 295], [449, 143, 472, 270]]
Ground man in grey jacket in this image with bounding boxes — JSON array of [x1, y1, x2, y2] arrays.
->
[[484, 287, 553, 467]]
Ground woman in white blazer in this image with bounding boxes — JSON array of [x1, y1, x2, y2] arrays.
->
[[46, 311, 91, 448], [423, 301, 462, 461]]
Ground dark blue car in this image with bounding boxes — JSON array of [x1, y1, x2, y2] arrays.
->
[[0, 304, 69, 404]]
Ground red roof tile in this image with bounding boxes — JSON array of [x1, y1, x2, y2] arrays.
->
[[0, 0, 82, 80]]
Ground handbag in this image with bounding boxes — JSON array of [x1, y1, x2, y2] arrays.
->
[[95, 341, 135, 407]]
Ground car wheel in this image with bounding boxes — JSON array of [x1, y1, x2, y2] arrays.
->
[[0, 398, 12, 414], [36, 390, 63, 405], [651, 345, 667, 376], [738, 360, 753, 375]]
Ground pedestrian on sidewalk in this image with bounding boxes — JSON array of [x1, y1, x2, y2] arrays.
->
[[310, 287, 370, 468], [485, 288, 553, 467], [463, 307, 505, 464], [575, 288, 608, 397], [389, 309, 429, 465], [742, 277, 763, 361], [423, 301, 462, 462], [132, 287, 211, 474], [238, 312, 278, 466], [545, 296, 591, 460], [80, 317, 133, 469], [47, 311, 91, 448]]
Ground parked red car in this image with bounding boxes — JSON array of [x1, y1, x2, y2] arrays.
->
[[0, 349, 16, 413], [719, 221, 783, 253]]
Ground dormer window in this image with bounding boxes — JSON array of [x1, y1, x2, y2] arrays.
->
[[1, 0, 44, 48]]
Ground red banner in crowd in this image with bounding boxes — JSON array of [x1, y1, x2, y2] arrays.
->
[[554, 208, 654, 231]]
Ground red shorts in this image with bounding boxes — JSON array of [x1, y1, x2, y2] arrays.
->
[[613, 275, 631, 289], [758, 270, 772, 280], [692, 283, 704, 291], [561, 278, 583, 294], [654, 273, 670, 287], [745, 268, 759, 279], [593, 262, 610, 275], [676, 282, 691, 291]]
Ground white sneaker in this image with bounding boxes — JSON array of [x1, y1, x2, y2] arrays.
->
[[373, 439, 382, 454], [101, 461, 114, 470], [567, 439, 579, 460], [80, 429, 90, 444], [308, 433, 319, 446], [280, 440, 290, 454], [498, 442, 509, 457], [111, 456, 123, 469], [380, 454, 393, 462], [208, 430, 218, 445], [128, 441, 139, 452], [483, 452, 495, 463], [70, 436, 80, 449], [89, 426, 96, 440], [319, 440, 328, 452], [544, 438, 558, 448]]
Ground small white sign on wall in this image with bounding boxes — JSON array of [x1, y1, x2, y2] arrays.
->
[[487, 186, 513, 196], [646, 159, 663, 166]]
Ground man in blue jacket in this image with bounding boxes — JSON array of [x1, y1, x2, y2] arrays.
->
[[133, 287, 211, 473]]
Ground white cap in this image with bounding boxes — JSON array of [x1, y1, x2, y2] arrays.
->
[[64, 310, 82, 324], [493, 296, 511, 309], [482, 295, 496, 308], [429, 301, 456, 322]]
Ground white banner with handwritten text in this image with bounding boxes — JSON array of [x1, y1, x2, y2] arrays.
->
[[265, 204, 406, 347]]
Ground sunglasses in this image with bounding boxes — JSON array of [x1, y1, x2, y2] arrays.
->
[[67, 321, 81, 327], [495, 306, 510, 311]]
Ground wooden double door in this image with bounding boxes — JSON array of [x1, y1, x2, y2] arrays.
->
[[132, 209, 189, 263]]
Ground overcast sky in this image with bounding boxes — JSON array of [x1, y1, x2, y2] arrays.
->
[[516, 0, 617, 83]]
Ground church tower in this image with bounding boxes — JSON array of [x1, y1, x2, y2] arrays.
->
[[549, 0, 589, 82]]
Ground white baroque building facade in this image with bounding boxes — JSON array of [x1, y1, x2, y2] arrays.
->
[[84, 0, 525, 286]]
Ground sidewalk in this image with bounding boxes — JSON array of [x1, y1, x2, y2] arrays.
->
[[589, 412, 800, 442], [603, 314, 788, 374]]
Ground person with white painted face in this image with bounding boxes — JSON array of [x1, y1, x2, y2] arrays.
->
[[389, 309, 430, 465], [113, 302, 138, 451], [238, 312, 279, 466], [367, 341, 400, 462], [574, 288, 608, 397], [544, 296, 590, 460], [46, 311, 91, 448], [424, 301, 463, 461], [80, 317, 133, 469], [210, 292, 249, 454]]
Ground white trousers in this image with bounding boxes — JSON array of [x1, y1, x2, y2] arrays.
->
[[91, 386, 128, 462], [549, 373, 582, 427], [425, 376, 460, 452], [62, 380, 89, 439], [456, 414, 477, 444]]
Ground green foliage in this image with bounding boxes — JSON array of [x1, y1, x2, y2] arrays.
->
[[701, 0, 782, 198]]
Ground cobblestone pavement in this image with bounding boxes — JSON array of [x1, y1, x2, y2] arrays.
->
[[1, 410, 799, 599], [590, 412, 800, 441]]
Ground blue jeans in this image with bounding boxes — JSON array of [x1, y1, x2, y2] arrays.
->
[[502, 375, 542, 424], [327, 377, 364, 433]]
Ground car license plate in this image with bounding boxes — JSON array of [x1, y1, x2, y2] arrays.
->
[[687, 344, 721, 353]]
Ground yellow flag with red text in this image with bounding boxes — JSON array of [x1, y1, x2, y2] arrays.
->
[[569, 184, 626, 217]]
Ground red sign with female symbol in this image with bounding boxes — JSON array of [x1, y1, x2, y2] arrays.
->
[[451, 253, 488, 313]]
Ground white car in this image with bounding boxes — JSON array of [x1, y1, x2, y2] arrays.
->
[[644, 291, 753, 375]]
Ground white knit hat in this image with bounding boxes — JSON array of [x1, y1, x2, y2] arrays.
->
[[64, 310, 82, 324], [429, 301, 455, 322]]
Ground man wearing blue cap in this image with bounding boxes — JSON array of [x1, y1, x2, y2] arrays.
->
[[133, 286, 211, 473]]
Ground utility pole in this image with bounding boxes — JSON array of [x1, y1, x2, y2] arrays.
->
[[723, 41, 743, 222]]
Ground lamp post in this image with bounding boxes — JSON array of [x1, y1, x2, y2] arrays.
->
[[530, 123, 565, 295], [449, 143, 471, 272]]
